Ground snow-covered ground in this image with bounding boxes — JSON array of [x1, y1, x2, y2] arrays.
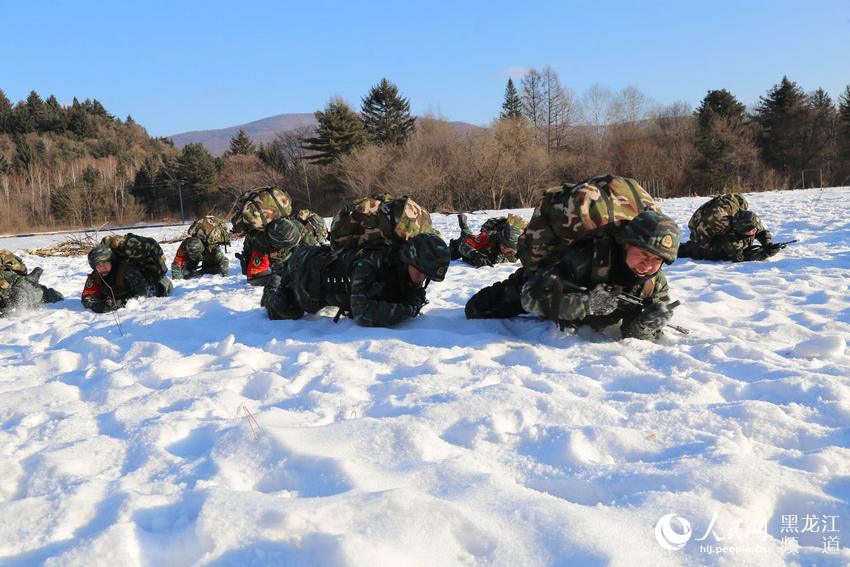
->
[[1, 188, 848, 566]]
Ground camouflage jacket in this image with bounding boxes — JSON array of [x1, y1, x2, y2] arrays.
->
[[456, 218, 518, 265], [295, 209, 329, 245], [266, 244, 425, 327], [171, 238, 229, 279], [243, 224, 318, 281], [688, 221, 772, 262], [81, 257, 172, 313], [521, 236, 670, 341]]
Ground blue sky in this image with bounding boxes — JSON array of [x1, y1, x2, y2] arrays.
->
[[1, 0, 848, 136]]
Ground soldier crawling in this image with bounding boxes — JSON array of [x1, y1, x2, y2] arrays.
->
[[262, 233, 450, 327], [0, 249, 64, 316], [82, 234, 173, 313], [677, 193, 780, 262], [449, 213, 527, 267], [466, 211, 681, 342]]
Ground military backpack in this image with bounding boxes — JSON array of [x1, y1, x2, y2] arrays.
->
[[329, 195, 437, 250], [188, 215, 230, 249], [231, 186, 293, 235], [686, 193, 748, 244], [100, 233, 168, 279], [0, 249, 28, 276], [518, 174, 660, 271]]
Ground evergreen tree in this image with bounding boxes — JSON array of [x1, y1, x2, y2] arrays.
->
[[68, 98, 96, 138], [43, 94, 67, 132], [0, 152, 10, 175], [690, 89, 750, 192], [831, 85, 850, 185], [177, 143, 218, 202], [754, 76, 807, 176], [801, 88, 836, 182], [304, 98, 367, 164], [25, 91, 46, 130], [361, 78, 416, 145], [227, 128, 257, 155], [0, 89, 12, 133], [500, 78, 523, 120]]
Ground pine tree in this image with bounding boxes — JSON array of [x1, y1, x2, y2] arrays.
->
[[0, 89, 12, 133], [833, 85, 850, 184], [754, 76, 807, 176], [227, 128, 257, 155], [500, 78, 523, 120], [690, 89, 750, 192], [361, 78, 416, 145], [177, 143, 218, 200], [304, 98, 367, 164]]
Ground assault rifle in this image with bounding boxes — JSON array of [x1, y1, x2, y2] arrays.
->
[[744, 239, 798, 261], [558, 280, 690, 335]]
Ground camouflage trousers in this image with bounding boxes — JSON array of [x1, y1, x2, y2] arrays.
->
[[465, 268, 527, 319], [0, 273, 63, 316]]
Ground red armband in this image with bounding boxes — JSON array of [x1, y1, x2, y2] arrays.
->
[[173, 244, 187, 268], [81, 273, 103, 299], [463, 232, 490, 251], [247, 252, 271, 277]]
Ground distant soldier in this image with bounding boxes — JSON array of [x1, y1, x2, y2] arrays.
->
[[81, 234, 173, 313], [243, 218, 318, 286], [678, 193, 778, 261], [171, 216, 230, 279], [262, 233, 450, 327], [295, 209, 329, 245], [449, 213, 527, 267], [466, 211, 681, 341], [0, 249, 63, 316]]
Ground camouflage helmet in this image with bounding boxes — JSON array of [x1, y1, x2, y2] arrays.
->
[[732, 210, 759, 233], [497, 221, 523, 252], [615, 211, 681, 264], [399, 233, 450, 282], [184, 237, 205, 262], [88, 245, 115, 270], [266, 219, 303, 249]]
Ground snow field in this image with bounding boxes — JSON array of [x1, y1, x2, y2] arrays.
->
[[0, 188, 848, 565]]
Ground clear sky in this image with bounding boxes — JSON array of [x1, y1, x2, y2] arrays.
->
[[1, 0, 848, 137]]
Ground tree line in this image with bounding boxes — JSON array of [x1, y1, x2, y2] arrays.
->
[[1, 73, 849, 231]]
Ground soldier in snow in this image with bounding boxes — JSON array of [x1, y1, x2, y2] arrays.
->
[[262, 233, 450, 327], [449, 213, 527, 267], [0, 249, 63, 316]]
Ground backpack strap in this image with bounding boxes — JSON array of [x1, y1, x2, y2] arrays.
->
[[590, 238, 613, 284], [623, 178, 645, 211]]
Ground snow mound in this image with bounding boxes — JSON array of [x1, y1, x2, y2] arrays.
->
[[792, 335, 846, 359]]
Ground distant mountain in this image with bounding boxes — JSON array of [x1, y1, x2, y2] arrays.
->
[[168, 113, 317, 156], [168, 113, 485, 155]]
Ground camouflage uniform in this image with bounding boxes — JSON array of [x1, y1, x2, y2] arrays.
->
[[467, 211, 680, 342], [518, 175, 660, 272], [171, 237, 229, 279], [295, 209, 329, 245], [81, 235, 173, 313], [449, 214, 527, 267], [241, 220, 319, 286], [263, 234, 450, 327], [679, 206, 774, 262], [0, 250, 63, 316]]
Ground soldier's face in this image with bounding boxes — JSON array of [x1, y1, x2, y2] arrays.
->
[[624, 245, 662, 277], [95, 262, 112, 276], [500, 244, 514, 255], [742, 228, 757, 237], [407, 265, 427, 287]]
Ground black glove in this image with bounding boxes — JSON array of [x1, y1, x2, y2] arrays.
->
[[468, 253, 492, 267], [634, 301, 675, 331], [743, 247, 770, 261], [408, 288, 428, 316], [103, 296, 126, 312], [524, 271, 563, 323], [260, 274, 282, 308], [585, 284, 622, 316], [764, 242, 781, 257]]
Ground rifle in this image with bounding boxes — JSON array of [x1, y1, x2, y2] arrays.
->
[[563, 281, 690, 335], [744, 239, 798, 260]]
